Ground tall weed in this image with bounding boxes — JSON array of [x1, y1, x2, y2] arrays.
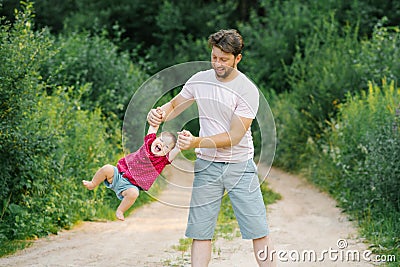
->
[[0, 3, 149, 255], [354, 19, 400, 89], [312, 80, 399, 258], [41, 31, 147, 119]]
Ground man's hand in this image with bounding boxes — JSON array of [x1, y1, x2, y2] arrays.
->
[[147, 107, 164, 127], [177, 130, 197, 150]]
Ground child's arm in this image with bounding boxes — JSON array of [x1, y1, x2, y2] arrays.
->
[[147, 124, 159, 135], [168, 146, 181, 162], [147, 108, 165, 135]]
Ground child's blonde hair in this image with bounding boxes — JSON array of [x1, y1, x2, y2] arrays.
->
[[160, 131, 177, 147]]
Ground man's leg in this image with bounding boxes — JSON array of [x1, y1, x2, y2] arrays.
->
[[186, 159, 224, 266], [253, 236, 276, 267], [191, 239, 212, 267], [224, 160, 272, 266]]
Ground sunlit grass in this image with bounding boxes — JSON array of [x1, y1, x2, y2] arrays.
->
[[0, 240, 33, 258], [172, 237, 193, 253], [359, 209, 400, 267]]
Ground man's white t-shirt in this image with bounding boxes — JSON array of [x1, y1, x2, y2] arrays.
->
[[179, 69, 259, 163]]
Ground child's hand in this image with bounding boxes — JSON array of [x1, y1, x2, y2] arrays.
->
[[147, 107, 164, 126], [156, 107, 166, 119]]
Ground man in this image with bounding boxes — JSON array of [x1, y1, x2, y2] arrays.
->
[[147, 29, 274, 267]]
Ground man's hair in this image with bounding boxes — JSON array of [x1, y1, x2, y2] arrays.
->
[[208, 29, 244, 56], [160, 131, 177, 147]]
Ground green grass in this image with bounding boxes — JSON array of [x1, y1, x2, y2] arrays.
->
[[0, 240, 33, 258], [0, 176, 164, 258], [304, 147, 399, 266], [358, 210, 399, 266], [172, 237, 193, 253]]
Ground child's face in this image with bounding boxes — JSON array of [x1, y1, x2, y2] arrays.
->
[[151, 135, 175, 156]]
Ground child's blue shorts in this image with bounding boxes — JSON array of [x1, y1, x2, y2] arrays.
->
[[103, 166, 140, 200]]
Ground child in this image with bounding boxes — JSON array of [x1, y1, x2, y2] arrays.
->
[[82, 110, 180, 221]]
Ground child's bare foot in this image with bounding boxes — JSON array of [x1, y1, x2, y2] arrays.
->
[[116, 210, 125, 221], [82, 180, 96, 190]]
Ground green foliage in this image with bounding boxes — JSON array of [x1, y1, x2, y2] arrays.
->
[[273, 17, 400, 172], [40, 30, 147, 119], [327, 81, 399, 211], [146, 0, 236, 71], [172, 237, 192, 253], [354, 20, 400, 89], [0, 81, 121, 243], [2, 0, 400, 262], [269, 14, 400, 259], [0, 239, 33, 259], [0, 1, 54, 218], [337, 0, 400, 38], [307, 81, 400, 259], [269, 91, 310, 170], [0, 3, 150, 255], [288, 15, 360, 130], [61, 0, 161, 50], [238, 0, 322, 92]]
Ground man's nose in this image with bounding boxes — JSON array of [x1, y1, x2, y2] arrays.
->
[[214, 60, 222, 66]]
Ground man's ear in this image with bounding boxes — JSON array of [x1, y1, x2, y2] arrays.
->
[[235, 53, 242, 65]]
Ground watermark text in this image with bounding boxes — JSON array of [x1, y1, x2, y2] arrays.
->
[[257, 239, 397, 263]]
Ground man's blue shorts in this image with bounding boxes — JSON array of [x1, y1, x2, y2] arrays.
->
[[103, 166, 140, 200], [185, 158, 269, 240]]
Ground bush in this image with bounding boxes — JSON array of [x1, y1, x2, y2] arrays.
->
[[0, 3, 150, 252], [274, 18, 400, 171], [272, 16, 359, 169], [310, 80, 400, 257], [238, 0, 320, 93], [1, 86, 121, 241], [269, 91, 310, 170], [0, 2, 55, 221], [326, 81, 399, 212], [354, 19, 400, 89], [40, 30, 147, 119]]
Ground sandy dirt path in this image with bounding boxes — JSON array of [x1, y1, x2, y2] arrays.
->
[[0, 160, 374, 267]]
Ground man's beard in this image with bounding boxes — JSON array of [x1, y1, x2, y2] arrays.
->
[[213, 62, 235, 79]]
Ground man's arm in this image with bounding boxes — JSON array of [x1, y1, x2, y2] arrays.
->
[[177, 114, 253, 150], [147, 95, 194, 127]]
